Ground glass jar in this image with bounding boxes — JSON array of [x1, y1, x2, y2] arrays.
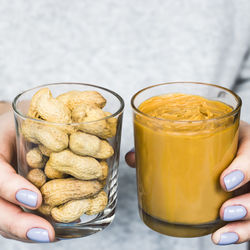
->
[[131, 82, 241, 237], [13, 82, 124, 239]]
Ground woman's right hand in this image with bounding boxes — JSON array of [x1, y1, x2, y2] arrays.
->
[[0, 111, 55, 243]]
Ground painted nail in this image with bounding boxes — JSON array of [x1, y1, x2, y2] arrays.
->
[[16, 189, 38, 207], [224, 170, 244, 191], [218, 232, 239, 245], [27, 228, 50, 243], [223, 205, 247, 221], [129, 148, 135, 153]]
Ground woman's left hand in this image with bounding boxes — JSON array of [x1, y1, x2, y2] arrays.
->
[[211, 121, 250, 245]]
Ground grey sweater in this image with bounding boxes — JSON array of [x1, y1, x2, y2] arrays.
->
[[0, 0, 249, 250]]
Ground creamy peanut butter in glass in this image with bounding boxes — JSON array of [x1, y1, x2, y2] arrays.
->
[[131, 82, 241, 237]]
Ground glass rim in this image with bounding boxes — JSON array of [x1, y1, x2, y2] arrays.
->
[[12, 82, 125, 125], [131, 81, 242, 123]]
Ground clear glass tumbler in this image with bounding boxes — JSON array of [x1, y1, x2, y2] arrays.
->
[[131, 82, 241, 237], [12, 82, 124, 239]]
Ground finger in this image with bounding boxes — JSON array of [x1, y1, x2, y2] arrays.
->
[[220, 193, 249, 222], [0, 197, 55, 243], [0, 230, 31, 243], [125, 148, 136, 168], [0, 157, 42, 209], [220, 123, 250, 191], [212, 220, 250, 245], [0, 230, 14, 240]]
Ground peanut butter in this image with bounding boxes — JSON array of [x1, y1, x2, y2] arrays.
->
[[139, 93, 232, 121], [134, 93, 239, 233]]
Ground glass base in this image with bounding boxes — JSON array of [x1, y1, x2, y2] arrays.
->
[[139, 207, 226, 237], [54, 200, 117, 239], [53, 211, 115, 239], [23, 198, 116, 239]]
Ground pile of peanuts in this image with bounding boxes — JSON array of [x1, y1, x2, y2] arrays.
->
[[21, 88, 117, 223]]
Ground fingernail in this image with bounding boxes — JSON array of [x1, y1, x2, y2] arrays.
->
[[16, 189, 38, 207], [27, 228, 50, 243], [129, 148, 135, 153], [224, 170, 244, 191], [218, 232, 239, 245], [223, 205, 247, 221]]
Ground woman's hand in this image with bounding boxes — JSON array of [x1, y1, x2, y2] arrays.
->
[[0, 111, 55, 243], [211, 121, 250, 245], [125, 121, 250, 245]]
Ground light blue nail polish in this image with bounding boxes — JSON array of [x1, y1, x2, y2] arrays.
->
[[129, 148, 135, 153], [27, 228, 50, 243], [223, 205, 247, 221], [218, 232, 239, 245], [16, 189, 38, 207], [224, 170, 244, 191]]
